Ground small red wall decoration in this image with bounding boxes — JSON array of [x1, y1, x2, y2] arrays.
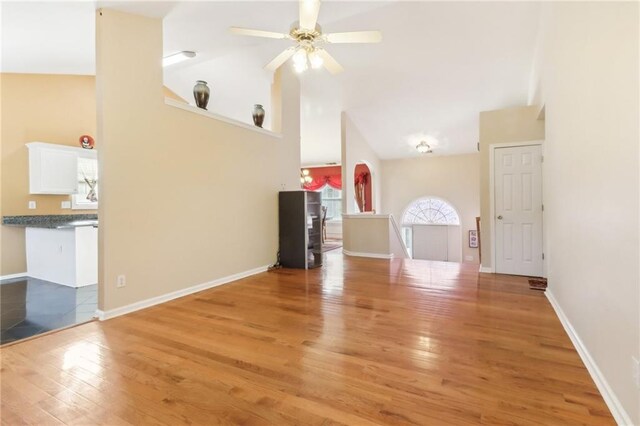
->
[[354, 163, 372, 212]]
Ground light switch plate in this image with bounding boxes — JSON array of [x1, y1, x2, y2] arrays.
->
[[61, 201, 71, 209], [28, 201, 36, 209]]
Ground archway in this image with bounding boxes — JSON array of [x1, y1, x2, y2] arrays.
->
[[354, 162, 373, 212]]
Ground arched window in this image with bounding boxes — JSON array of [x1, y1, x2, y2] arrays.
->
[[402, 197, 460, 225], [400, 197, 461, 259]]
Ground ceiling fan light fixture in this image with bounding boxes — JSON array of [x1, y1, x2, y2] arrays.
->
[[308, 49, 324, 69], [416, 141, 432, 154], [162, 51, 196, 67], [229, 1, 381, 75], [293, 59, 308, 73], [292, 48, 309, 73]]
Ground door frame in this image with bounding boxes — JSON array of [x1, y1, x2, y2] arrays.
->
[[489, 140, 544, 275]]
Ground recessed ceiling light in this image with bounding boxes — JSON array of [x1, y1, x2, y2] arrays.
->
[[162, 51, 196, 67]]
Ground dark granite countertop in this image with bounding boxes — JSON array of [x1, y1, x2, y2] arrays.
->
[[2, 214, 98, 229]]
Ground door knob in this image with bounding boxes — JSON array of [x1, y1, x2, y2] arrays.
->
[[497, 215, 503, 220]]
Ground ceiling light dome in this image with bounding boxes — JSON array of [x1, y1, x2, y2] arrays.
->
[[416, 141, 432, 154]]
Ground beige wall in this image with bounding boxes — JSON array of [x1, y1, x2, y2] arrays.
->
[[341, 113, 382, 214], [96, 9, 300, 311], [381, 153, 480, 264], [1, 228, 25, 276], [342, 216, 390, 256], [478, 105, 544, 270], [0, 74, 97, 216], [0, 73, 98, 275], [538, 2, 639, 423]]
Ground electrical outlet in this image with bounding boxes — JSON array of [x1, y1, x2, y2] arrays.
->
[[465, 255, 474, 262], [61, 201, 71, 209], [633, 356, 640, 389], [116, 275, 126, 288], [28, 201, 36, 209]]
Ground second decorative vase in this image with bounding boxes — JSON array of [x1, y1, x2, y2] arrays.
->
[[252, 104, 265, 128], [193, 80, 210, 110]]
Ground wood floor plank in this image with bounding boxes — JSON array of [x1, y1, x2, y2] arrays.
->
[[1, 253, 614, 425]]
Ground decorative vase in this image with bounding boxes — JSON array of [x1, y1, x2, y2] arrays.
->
[[252, 104, 265, 128], [193, 80, 210, 110]]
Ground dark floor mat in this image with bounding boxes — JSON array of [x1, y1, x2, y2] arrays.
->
[[529, 278, 547, 291]]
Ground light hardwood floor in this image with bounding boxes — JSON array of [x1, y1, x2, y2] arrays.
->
[[1, 252, 613, 425]]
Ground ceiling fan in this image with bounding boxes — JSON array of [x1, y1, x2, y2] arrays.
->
[[229, 0, 382, 74]]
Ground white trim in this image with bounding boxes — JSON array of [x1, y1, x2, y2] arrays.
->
[[301, 163, 341, 168], [96, 265, 269, 321], [0, 272, 28, 281], [164, 98, 282, 139], [478, 266, 494, 273], [342, 249, 393, 259], [545, 290, 633, 426], [26, 142, 97, 159], [489, 140, 544, 275], [342, 214, 391, 220]]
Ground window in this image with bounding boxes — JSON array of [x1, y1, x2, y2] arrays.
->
[[402, 198, 460, 225], [318, 185, 342, 220], [72, 157, 98, 210], [401, 197, 459, 257]]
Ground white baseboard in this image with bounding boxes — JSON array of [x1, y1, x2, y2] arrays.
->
[[342, 249, 393, 259], [0, 272, 28, 281], [478, 266, 494, 273], [96, 265, 269, 321], [545, 290, 633, 426]]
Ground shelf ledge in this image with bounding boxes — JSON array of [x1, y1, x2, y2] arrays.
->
[[342, 214, 391, 220], [164, 98, 283, 139]]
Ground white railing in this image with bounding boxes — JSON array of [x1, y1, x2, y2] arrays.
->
[[389, 214, 411, 259]]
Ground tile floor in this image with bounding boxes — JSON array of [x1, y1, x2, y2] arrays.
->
[[0, 277, 97, 345]]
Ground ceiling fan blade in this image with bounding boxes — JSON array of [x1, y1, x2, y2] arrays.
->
[[265, 47, 297, 72], [299, 0, 321, 30], [325, 31, 382, 44], [229, 27, 289, 39], [315, 49, 344, 75]]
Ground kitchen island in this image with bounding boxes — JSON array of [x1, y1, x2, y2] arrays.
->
[[3, 214, 98, 287]]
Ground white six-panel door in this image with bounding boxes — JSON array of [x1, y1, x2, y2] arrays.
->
[[494, 145, 543, 277]]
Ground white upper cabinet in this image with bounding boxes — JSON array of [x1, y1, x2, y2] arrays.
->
[[26, 142, 97, 195]]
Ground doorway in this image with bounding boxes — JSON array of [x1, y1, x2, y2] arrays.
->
[[493, 144, 543, 276]]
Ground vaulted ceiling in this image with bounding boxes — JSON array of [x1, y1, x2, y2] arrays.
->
[[1, 1, 541, 164]]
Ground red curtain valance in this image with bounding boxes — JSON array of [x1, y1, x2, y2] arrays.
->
[[302, 166, 342, 191], [304, 175, 342, 191]]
